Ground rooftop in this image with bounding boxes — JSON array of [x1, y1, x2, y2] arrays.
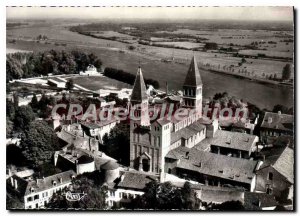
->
[[183, 56, 202, 87], [166, 146, 259, 184], [130, 67, 148, 103], [200, 130, 258, 152], [244, 192, 278, 210], [258, 147, 294, 184], [171, 120, 206, 143], [117, 171, 158, 190], [9, 170, 76, 196], [261, 112, 293, 132], [272, 147, 294, 184]]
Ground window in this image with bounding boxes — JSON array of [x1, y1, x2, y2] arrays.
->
[[266, 187, 273, 195], [268, 172, 273, 181], [27, 197, 33, 202], [266, 184, 273, 195], [34, 194, 39, 200]]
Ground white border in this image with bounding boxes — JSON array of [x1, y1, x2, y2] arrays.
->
[[1, 1, 298, 216]]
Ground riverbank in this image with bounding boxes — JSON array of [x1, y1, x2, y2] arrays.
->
[[198, 64, 293, 88]]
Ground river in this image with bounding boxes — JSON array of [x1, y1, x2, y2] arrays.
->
[[6, 24, 294, 110]]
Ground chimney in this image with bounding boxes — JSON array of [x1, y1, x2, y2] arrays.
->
[[10, 177, 14, 187], [14, 179, 18, 189], [59, 177, 63, 183], [268, 117, 272, 124], [278, 111, 281, 115]]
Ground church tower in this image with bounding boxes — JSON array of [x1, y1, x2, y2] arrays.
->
[[130, 66, 150, 126], [182, 56, 203, 115]]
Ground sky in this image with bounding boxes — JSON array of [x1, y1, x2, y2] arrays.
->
[[6, 6, 293, 21]]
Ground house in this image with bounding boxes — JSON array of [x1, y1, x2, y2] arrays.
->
[[79, 64, 99, 76], [7, 170, 76, 209], [99, 160, 158, 208], [54, 144, 115, 174], [243, 192, 278, 210], [260, 112, 293, 144], [80, 118, 120, 142], [255, 147, 294, 202], [231, 116, 259, 134], [207, 130, 259, 159], [165, 146, 261, 191]]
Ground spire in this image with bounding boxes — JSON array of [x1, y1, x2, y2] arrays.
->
[[131, 67, 148, 103], [183, 56, 202, 87]]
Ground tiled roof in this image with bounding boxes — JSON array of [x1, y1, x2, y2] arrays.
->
[[171, 120, 206, 143], [272, 147, 294, 184], [9, 170, 76, 196], [80, 121, 100, 129], [101, 160, 119, 170], [117, 171, 158, 190], [203, 130, 258, 152], [244, 192, 278, 210], [261, 112, 293, 132], [199, 187, 244, 204], [183, 56, 202, 87], [77, 155, 94, 164], [166, 146, 258, 184], [156, 118, 171, 126], [130, 67, 148, 103]]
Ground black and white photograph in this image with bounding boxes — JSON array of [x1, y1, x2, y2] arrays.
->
[[5, 5, 295, 211]]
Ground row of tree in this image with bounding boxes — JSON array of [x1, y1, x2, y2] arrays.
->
[[6, 50, 102, 82], [103, 67, 160, 89]]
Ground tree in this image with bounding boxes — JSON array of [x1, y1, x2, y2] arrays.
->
[[209, 200, 245, 210], [66, 79, 74, 90], [131, 181, 199, 210], [35, 163, 62, 178], [272, 104, 289, 114], [6, 194, 24, 209], [7, 144, 27, 166], [103, 123, 130, 165], [30, 94, 39, 112], [46, 173, 107, 209], [20, 120, 60, 167], [204, 42, 218, 50], [14, 105, 36, 131], [282, 64, 291, 80]]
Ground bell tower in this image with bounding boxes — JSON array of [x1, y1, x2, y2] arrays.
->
[[182, 56, 203, 115], [130, 66, 150, 126]]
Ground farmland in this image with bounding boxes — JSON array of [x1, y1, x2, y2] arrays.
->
[[6, 19, 294, 109]]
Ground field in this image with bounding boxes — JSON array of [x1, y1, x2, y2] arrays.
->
[[6, 20, 294, 109], [69, 76, 131, 92], [153, 41, 203, 49], [165, 28, 294, 54]]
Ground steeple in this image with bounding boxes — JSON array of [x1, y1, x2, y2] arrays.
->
[[182, 56, 203, 115], [130, 66, 150, 127], [183, 56, 202, 87], [131, 67, 148, 103]]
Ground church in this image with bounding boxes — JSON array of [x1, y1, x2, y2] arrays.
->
[[129, 56, 220, 174]]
